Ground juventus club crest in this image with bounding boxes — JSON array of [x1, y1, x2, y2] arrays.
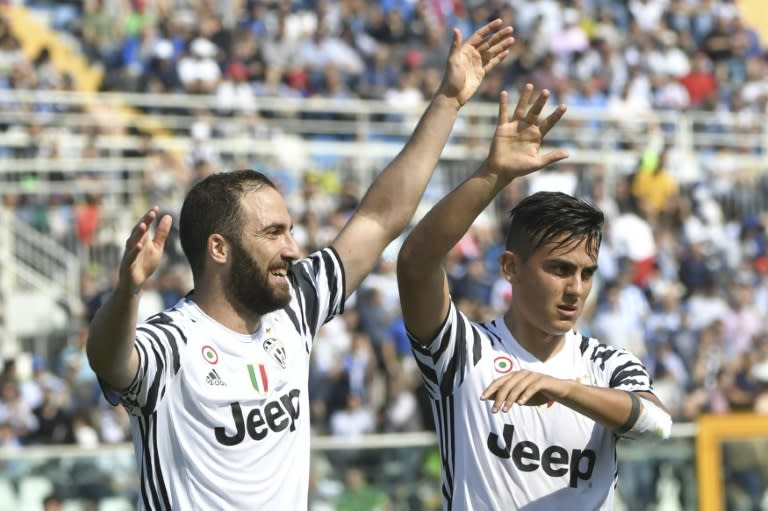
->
[[263, 338, 287, 368]]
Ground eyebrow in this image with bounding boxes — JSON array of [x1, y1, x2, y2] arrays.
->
[[545, 258, 599, 272], [257, 222, 293, 233]]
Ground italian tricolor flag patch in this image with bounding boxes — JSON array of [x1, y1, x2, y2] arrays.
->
[[247, 363, 269, 394]]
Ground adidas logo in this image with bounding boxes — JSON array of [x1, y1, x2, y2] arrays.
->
[[206, 369, 227, 386]]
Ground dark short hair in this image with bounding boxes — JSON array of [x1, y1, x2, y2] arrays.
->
[[505, 191, 604, 260], [179, 169, 277, 278]]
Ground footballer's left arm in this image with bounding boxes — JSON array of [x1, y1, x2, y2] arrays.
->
[[482, 373, 671, 439]]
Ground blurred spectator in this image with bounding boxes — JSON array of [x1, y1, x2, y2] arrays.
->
[[216, 61, 256, 114], [680, 52, 718, 107], [42, 493, 63, 511], [329, 393, 374, 438], [631, 147, 680, 220], [721, 272, 762, 360], [610, 199, 657, 289], [0, 380, 38, 440], [178, 37, 221, 94], [27, 382, 74, 445], [592, 280, 646, 357]]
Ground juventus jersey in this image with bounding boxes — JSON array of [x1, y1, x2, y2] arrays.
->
[[410, 302, 654, 511], [101, 248, 345, 511]]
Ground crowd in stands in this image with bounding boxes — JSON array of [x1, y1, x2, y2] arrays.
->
[[2, 0, 768, 509]]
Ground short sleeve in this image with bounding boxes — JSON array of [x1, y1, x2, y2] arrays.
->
[[99, 313, 187, 416]]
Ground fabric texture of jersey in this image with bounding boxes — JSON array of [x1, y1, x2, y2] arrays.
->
[[409, 302, 654, 511], [100, 248, 345, 511]]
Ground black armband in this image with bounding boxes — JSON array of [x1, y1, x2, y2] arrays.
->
[[616, 391, 641, 435]]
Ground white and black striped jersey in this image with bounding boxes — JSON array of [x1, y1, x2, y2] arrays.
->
[[410, 302, 654, 511], [100, 248, 345, 511]]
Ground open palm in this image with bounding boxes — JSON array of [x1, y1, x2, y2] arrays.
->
[[120, 207, 173, 292], [439, 20, 514, 106], [486, 85, 569, 179]]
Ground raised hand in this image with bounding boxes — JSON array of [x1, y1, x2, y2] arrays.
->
[[119, 206, 173, 293], [485, 84, 569, 180], [438, 19, 515, 107]]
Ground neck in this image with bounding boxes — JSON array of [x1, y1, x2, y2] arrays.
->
[[191, 284, 263, 335], [503, 306, 565, 362]]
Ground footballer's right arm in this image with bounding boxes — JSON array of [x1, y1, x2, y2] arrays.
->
[[86, 207, 172, 390]]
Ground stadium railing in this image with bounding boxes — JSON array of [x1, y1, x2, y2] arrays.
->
[[0, 424, 704, 511]]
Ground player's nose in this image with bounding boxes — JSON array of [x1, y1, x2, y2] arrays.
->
[[283, 232, 301, 261]]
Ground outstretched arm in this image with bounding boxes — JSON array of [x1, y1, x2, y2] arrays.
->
[[397, 85, 568, 342], [332, 20, 514, 297], [86, 207, 172, 390]]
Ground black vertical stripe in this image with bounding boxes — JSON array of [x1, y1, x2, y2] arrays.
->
[[284, 304, 302, 334], [479, 322, 502, 346], [435, 395, 456, 506], [290, 275, 310, 337], [137, 421, 152, 510], [318, 251, 337, 321], [323, 247, 345, 317], [138, 416, 161, 510], [471, 326, 483, 366], [294, 265, 319, 335], [438, 315, 464, 396], [436, 401, 451, 500], [163, 321, 188, 344], [413, 354, 439, 386], [433, 327, 453, 362], [149, 414, 171, 509], [154, 324, 182, 373], [140, 332, 169, 415], [579, 335, 591, 355]]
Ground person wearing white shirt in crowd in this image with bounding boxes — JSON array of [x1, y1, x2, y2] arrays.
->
[[177, 37, 221, 94]]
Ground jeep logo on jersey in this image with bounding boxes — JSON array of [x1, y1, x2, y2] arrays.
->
[[214, 389, 301, 446], [247, 363, 269, 394], [487, 423, 596, 488], [263, 338, 287, 368]]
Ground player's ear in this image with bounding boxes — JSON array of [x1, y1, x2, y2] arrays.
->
[[209, 233, 229, 264], [500, 250, 520, 284]]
